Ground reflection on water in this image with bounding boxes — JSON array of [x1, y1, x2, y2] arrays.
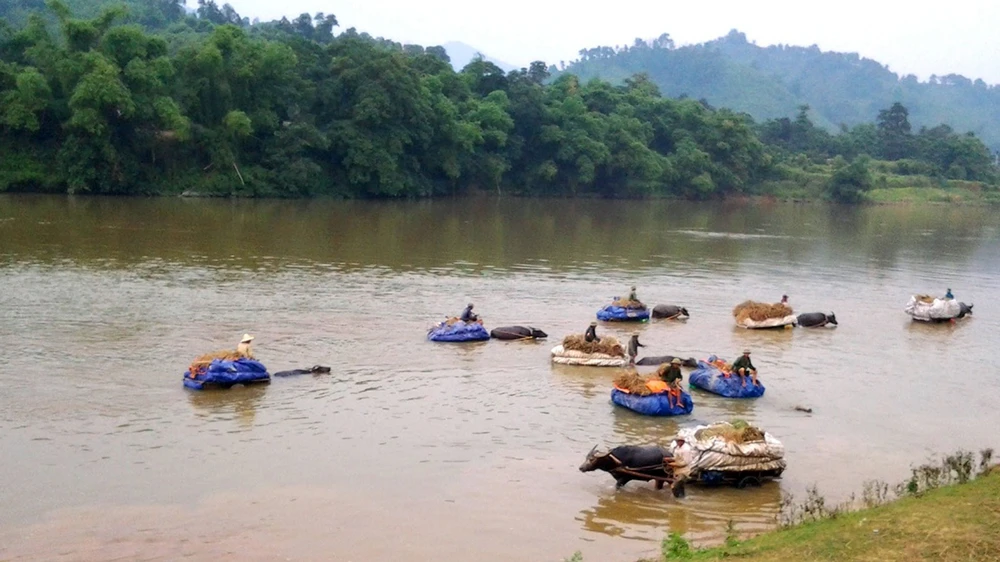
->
[[2, 195, 1000, 561]]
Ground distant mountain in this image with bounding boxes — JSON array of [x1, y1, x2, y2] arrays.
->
[[442, 41, 517, 73], [560, 30, 1000, 150]]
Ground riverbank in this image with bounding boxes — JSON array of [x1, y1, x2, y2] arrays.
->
[[630, 462, 1000, 562]]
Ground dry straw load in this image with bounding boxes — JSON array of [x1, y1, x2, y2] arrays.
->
[[694, 420, 766, 444], [732, 300, 794, 323], [188, 349, 249, 378], [613, 370, 655, 396], [915, 294, 935, 304], [612, 298, 647, 310], [562, 334, 625, 357]]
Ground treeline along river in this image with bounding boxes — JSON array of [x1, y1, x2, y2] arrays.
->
[[1, 194, 999, 561]]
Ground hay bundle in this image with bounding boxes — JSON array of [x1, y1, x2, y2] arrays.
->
[[732, 300, 793, 323], [612, 298, 647, 310], [915, 294, 935, 303], [188, 349, 248, 378], [694, 420, 766, 444], [562, 334, 625, 356], [613, 370, 654, 396]]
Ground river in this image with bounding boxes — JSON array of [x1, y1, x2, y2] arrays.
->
[[1, 194, 998, 561]]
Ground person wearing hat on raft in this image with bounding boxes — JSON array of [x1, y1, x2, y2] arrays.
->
[[460, 303, 479, 323], [658, 358, 685, 408], [237, 334, 255, 358], [584, 321, 601, 343], [627, 285, 639, 303], [731, 349, 758, 388], [780, 294, 789, 305], [945, 288, 954, 300], [626, 332, 645, 364]]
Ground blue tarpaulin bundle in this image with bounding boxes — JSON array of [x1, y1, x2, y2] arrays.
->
[[610, 388, 694, 416], [597, 305, 650, 322], [689, 360, 765, 398], [427, 320, 490, 342], [183, 358, 270, 390]]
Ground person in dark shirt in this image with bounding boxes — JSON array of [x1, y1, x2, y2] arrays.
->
[[584, 321, 600, 343], [626, 332, 645, 363], [658, 358, 684, 408], [945, 288, 954, 300], [732, 349, 758, 388], [460, 303, 479, 323]]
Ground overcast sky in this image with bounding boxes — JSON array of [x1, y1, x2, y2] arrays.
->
[[209, 0, 1000, 83]]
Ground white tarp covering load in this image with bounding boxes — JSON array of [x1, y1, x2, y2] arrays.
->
[[669, 422, 786, 476], [550, 345, 629, 367], [736, 315, 798, 329], [904, 295, 960, 321]]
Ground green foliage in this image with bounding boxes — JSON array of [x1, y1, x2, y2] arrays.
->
[[0, 2, 995, 198], [825, 156, 873, 203], [662, 532, 693, 560]]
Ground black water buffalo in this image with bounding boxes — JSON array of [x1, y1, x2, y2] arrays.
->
[[273, 365, 331, 377], [958, 302, 974, 318], [490, 326, 548, 340], [579, 445, 683, 496], [796, 312, 837, 328], [651, 304, 690, 319], [635, 355, 698, 368]]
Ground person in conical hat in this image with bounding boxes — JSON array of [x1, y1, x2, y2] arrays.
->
[[657, 357, 685, 408], [584, 321, 601, 343], [237, 334, 255, 358], [627, 285, 638, 302], [731, 348, 758, 388], [460, 303, 479, 323]]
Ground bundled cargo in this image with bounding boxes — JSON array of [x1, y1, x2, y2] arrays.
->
[[551, 335, 628, 367], [904, 295, 972, 322], [669, 420, 785, 486], [732, 300, 796, 329], [184, 350, 270, 390], [427, 318, 490, 342], [611, 370, 693, 416]]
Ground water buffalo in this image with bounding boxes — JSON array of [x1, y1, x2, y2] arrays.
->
[[273, 365, 331, 377], [635, 355, 698, 368], [652, 305, 690, 320], [796, 312, 837, 328], [958, 302, 974, 318], [579, 445, 683, 496], [490, 326, 548, 340]]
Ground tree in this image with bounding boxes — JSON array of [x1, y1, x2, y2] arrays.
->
[[825, 155, 872, 203], [876, 102, 912, 160]]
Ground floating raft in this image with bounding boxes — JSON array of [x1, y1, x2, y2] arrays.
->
[[611, 388, 694, 416], [689, 360, 765, 398], [427, 320, 490, 342], [597, 305, 650, 322], [183, 358, 271, 390], [551, 345, 628, 367]]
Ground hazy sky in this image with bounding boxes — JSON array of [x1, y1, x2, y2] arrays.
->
[[209, 0, 1000, 83]]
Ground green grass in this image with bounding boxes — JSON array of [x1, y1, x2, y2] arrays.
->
[[651, 470, 1000, 562]]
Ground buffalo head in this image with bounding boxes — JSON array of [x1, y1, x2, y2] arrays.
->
[[579, 445, 619, 473], [529, 327, 548, 339], [826, 312, 838, 325]]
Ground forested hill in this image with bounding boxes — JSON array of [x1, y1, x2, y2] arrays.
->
[[0, 1, 996, 200], [561, 31, 1000, 150]]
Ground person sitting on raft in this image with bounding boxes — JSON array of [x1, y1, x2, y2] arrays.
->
[[584, 321, 601, 343], [658, 358, 685, 408], [627, 285, 639, 302], [780, 294, 789, 305], [626, 332, 645, 364], [732, 348, 759, 388], [945, 288, 954, 300], [237, 333, 255, 358], [460, 303, 479, 323]]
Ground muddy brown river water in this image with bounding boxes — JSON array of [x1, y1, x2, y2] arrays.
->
[[1, 194, 998, 561]]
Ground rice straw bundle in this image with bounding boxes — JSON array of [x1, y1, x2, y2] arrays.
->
[[562, 334, 625, 356], [732, 300, 793, 322], [188, 349, 248, 378], [612, 298, 647, 310], [613, 370, 654, 396], [694, 420, 766, 444], [915, 294, 935, 303]]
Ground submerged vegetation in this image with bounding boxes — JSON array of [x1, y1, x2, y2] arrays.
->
[[0, 1, 997, 201]]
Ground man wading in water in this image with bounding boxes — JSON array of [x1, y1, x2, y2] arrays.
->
[[626, 332, 644, 364]]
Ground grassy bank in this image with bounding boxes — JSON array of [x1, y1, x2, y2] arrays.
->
[[667, 470, 1000, 561]]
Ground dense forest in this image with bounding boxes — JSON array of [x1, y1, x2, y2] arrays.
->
[[562, 30, 1000, 151], [0, 1, 996, 201]]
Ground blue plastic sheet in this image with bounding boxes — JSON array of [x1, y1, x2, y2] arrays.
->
[[610, 388, 694, 416], [689, 360, 765, 398], [427, 320, 490, 342], [183, 358, 270, 390], [597, 305, 650, 322]]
